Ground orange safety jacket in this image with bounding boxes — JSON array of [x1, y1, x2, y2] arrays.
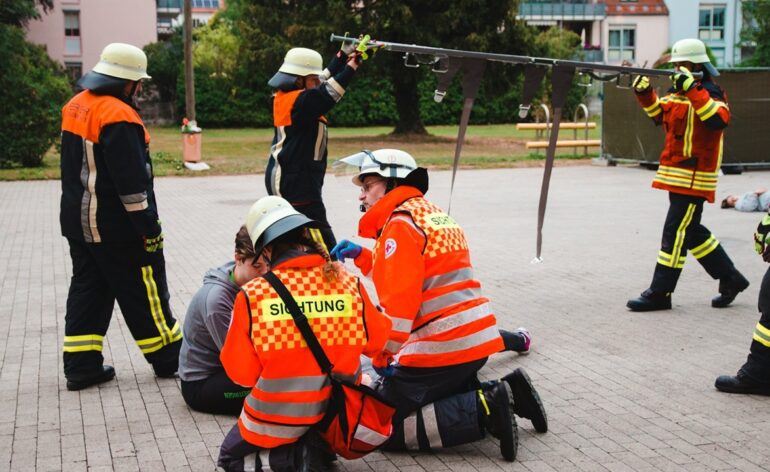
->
[[220, 253, 390, 448], [635, 79, 730, 203], [354, 186, 504, 368]]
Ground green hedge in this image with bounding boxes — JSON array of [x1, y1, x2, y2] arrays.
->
[[0, 25, 71, 167]]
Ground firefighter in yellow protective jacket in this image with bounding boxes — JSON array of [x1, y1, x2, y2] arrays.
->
[[217, 196, 391, 472], [627, 38, 749, 312], [332, 149, 548, 462], [60, 43, 182, 391]]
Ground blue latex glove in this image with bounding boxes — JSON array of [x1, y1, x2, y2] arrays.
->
[[330, 239, 362, 262], [373, 364, 395, 378]]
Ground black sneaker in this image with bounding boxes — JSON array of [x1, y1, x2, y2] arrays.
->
[[715, 373, 770, 396], [627, 289, 672, 312], [481, 382, 518, 462], [502, 368, 548, 433], [712, 272, 750, 308], [66, 365, 115, 391]]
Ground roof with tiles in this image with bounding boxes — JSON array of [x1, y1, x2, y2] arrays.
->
[[605, 0, 668, 15]]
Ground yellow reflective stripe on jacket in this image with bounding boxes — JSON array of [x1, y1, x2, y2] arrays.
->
[[644, 99, 662, 118], [683, 105, 695, 157], [690, 236, 720, 260], [63, 334, 104, 352], [753, 322, 770, 348]]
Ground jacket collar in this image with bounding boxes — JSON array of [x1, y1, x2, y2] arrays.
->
[[358, 186, 423, 239], [272, 252, 326, 271]]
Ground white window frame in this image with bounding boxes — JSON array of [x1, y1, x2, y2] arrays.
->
[[608, 25, 636, 62], [63, 10, 81, 56], [699, 4, 726, 43]]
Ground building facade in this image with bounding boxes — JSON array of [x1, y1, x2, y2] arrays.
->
[[517, 1, 670, 66], [664, 0, 744, 67], [25, 0, 158, 81]]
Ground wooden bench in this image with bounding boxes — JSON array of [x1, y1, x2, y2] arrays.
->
[[516, 122, 597, 131], [525, 139, 601, 149]]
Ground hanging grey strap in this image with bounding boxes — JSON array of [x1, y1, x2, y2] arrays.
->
[[518, 64, 548, 119], [446, 58, 486, 214], [535, 65, 575, 262]]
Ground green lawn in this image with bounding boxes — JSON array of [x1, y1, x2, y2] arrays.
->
[[0, 123, 600, 181]]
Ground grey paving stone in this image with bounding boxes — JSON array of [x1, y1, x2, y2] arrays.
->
[[3, 166, 770, 470]]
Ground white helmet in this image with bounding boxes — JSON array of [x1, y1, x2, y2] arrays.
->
[[670, 38, 719, 77], [268, 47, 323, 90], [92, 43, 151, 81], [337, 149, 418, 185], [246, 196, 314, 254], [336, 149, 429, 194]]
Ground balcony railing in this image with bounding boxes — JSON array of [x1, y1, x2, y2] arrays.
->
[[157, 0, 182, 12], [518, 2, 606, 19], [580, 48, 604, 63]]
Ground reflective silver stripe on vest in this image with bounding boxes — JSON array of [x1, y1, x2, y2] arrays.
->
[[403, 412, 419, 450], [257, 375, 329, 393], [245, 393, 327, 418], [353, 423, 391, 448], [396, 324, 500, 358], [418, 287, 482, 317], [389, 315, 413, 335], [239, 411, 308, 439], [422, 268, 475, 291], [385, 339, 403, 354], [422, 403, 442, 449], [412, 303, 491, 341]]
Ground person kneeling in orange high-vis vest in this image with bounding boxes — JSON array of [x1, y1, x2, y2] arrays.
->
[[217, 196, 391, 472], [332, 149, 549, 462]]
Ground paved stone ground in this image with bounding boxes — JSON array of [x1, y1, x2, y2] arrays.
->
[[2, 164, 770, 472]]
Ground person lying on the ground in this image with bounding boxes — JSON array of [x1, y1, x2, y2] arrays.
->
[[178, 225, 268, 416], [721, 188, 770, 212]]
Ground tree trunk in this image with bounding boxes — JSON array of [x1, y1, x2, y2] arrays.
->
[[391, 68, 427, 135]]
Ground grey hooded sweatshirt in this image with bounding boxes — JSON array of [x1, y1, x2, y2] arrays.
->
[[178, 261, 240, 382]]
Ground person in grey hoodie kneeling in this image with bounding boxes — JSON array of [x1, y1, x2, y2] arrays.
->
[[178, 226, 269, 415]]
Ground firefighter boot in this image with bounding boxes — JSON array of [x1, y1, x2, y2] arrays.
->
[[715, 373, 770, 396], [480, 382, 518, 462], [626, 289, 671, 312], [66, 365, 116, 391], [502, 367, 548, 433], [712, 271, 750, 308]]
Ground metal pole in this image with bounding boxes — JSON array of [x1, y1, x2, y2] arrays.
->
[[183, 0, 195, 122]]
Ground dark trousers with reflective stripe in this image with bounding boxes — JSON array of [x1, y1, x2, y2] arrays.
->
[[739, 266, 770, 384], [218, 424, 311, 472], [181, 372, 251, 416], [63, 238, 181, 378], [293, 201, 337, 253], [374, 358, 487, 451], [650, 192, 737, 293]]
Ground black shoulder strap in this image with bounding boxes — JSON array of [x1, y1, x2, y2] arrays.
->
[[263, 271, 333, 374]]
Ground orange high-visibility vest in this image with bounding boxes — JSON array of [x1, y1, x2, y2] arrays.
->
[[356, 186, 504, 368], [220, 254, 390, 448], [62, 90, 150, 144]]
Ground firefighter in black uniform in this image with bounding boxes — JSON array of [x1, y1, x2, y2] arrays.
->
[[264, 43, 363, 252], [60, 43, 182, 391], [715, 214, 770, 395]]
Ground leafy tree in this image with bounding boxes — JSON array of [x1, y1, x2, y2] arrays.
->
[[0, 24, 71, 167], [741, 0, 770, 66], [194, 18, 239, 77], [144, 29, 184, 102], [0, 0, 52, 26]]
